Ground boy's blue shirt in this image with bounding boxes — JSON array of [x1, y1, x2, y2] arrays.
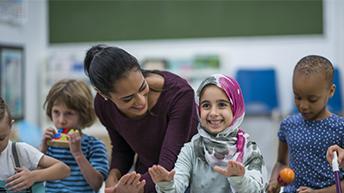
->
[[45, 134, 108, 193], [279, 113, 344, 192]]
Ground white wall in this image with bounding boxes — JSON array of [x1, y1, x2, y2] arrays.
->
[[49, 0, 344, 116], [0, 0, 343, 177], [45, 1, 344, 174], [0, 0, 343, 134], [0, 0, 47, 125]]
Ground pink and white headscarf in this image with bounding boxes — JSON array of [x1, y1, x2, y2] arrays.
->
[[194, 74, 247, 166]]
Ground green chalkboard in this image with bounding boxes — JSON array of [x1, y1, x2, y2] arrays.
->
[[49, 0, 323, 43]]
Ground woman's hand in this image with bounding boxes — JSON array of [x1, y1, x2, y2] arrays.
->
[[213, 160, 245, 177], [148, 165, 175, 184], [6, 167, 34, 192], [113, 172, 146, 193], [40, 127, 55, 153]]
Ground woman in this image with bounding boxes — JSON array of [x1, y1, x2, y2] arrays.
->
[[84, 45, 198, 193]]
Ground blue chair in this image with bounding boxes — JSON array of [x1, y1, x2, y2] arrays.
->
[[235, 68, 279, 116], [328, 68, 342, 114], [15, 120, 42, 148]]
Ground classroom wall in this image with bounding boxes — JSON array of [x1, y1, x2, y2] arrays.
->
[[0, 0, 48, 125], [48, 0, 344, 117], [0, 0, 343, 129], [0, 0, 343, 176]]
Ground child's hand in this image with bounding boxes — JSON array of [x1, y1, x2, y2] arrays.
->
[[5, 167, 34, 192], [266, 181, 281, 193], [297, 186, 315, 193], [327, 145, 344, 168], [114, 172, 146, 193], [213, 160, 245, 177], [148, 165, 175, 184], [68, 131, 82, 157], [41, 127, 56, 152]]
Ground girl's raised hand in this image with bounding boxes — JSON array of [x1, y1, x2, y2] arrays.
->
[[148, 165, 175, 184], [213, 160, 245, 177]]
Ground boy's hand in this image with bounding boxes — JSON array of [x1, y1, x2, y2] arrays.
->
[[148, 165, 175, 183], [41, 127, 55, 152], [113, 172, 146, 193], [68, 131, 82, 157], [266, 181, 281, 193], [213, 160, 245, 177], [327, 145, 344, 168], [6, 167, 34, 192]]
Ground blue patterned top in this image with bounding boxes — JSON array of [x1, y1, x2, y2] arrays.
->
[[46, 134, 109, 193], [278, 113, 344, 193]]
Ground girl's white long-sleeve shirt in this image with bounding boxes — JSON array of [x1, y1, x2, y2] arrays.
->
[[155, 136, 267, 193]]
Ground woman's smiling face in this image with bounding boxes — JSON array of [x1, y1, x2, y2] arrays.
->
[[108, 69, 150, 119]]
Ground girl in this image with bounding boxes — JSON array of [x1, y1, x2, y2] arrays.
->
[[148, 74, 267, 193], [0, 96, 70, 192], [267, 55, 344, 193], [40, 79, 109, 193]]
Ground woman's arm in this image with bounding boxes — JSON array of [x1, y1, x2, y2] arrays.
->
[[94, 94, 136, 188], [142, 89, 198, 192]]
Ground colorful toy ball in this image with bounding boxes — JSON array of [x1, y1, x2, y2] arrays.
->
[[278, 167, 295, 186]]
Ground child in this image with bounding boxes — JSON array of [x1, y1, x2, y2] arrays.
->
[[0, 96, 70, 192], [267, 55, 344, 193], [148, 74, 267, 193], [40, 79, 109, 193]]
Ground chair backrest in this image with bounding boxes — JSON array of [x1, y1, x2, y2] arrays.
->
[[235, 68, 279, 116], [15, 120, 42, 148], [328, 68, 343, 114]]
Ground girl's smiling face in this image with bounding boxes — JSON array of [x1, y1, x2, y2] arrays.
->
[[199, 85, 233, 134]]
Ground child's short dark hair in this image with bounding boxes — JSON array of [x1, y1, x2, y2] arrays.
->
[[44, 79, 96, 128], [0, 96, 12, 123], [294, 55, 334, 87]]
